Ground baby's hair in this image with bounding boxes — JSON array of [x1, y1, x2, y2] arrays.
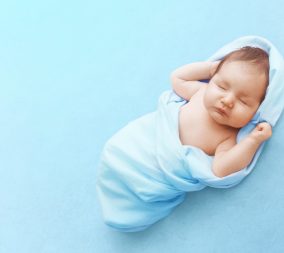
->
[[214, 46, 270, 86]]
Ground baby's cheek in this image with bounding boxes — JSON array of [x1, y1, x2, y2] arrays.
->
[[203, 91, 210, 106], [241, 108, 256, 122], [233, 107, 250, 121], [205, 86, 218, 100]]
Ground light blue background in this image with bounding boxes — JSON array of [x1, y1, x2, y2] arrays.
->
[[1, 1, 284, 252]]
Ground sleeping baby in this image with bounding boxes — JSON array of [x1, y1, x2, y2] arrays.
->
[[96, 36, 284, 232], [172, 46, 272, 177]]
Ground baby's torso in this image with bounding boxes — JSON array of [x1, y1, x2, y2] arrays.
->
[[178, 86, 237, 156]]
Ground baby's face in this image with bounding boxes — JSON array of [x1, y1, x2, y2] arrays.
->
[[204, 60, 267, 128]]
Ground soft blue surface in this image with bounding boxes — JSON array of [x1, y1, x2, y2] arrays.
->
[[1, 1, 284, 252]]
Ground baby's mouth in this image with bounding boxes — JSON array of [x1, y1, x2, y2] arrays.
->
[[215, 107, 228, 116]]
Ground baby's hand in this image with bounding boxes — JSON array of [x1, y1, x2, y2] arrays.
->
[[249, 122, 272, 143], [210, 61, 221, 77]]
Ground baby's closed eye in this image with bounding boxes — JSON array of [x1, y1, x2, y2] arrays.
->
[[239, 98, 248, 105], [218, 84, 227, 90]]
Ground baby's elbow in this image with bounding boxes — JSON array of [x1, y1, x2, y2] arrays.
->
[[170, 72, 185, 87], [212, 164, 227, 178], [212, 160, 247, 178], [212, 168, 225, 178]]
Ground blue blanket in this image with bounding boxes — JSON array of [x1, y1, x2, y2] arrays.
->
[[96, 36, 284, 232]]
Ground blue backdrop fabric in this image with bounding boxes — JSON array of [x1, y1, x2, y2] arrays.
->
[[1, 1, 284, 253]]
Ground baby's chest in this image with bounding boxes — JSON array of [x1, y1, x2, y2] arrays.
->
[[179, 104, 229, 155]]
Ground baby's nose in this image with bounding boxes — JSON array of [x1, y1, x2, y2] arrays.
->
[[221, 94, 234, 108]]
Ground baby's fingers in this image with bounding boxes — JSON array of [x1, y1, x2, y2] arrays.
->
[[256, 122, 272, 137], [257, 122, 271, 130], [210, 61, 221, 77]]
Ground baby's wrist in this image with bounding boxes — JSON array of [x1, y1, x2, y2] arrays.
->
[[209, 61, 221, 78], [247, 134, 264, 146]]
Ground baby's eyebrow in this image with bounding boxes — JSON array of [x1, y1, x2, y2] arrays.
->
[[239, 88, 256, 98], [217, 76, 229, 85], [238, 90, 251, 98], [219, 77, 230, 86], [239, 93, 256, 101]]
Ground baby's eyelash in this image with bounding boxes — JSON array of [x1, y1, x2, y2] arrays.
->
[[239, 99, 247, 105], [217, 84, 226, 90]]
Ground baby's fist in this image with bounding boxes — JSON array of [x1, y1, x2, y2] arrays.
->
[[250, 122, 272, 143]]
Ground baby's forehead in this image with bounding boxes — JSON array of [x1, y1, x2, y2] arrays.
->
[[222, 60, 259, 71], [220, 61, 267, 80], [222, 60, 269, 82]]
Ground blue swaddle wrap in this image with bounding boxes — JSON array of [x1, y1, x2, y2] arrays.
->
[[96, 36, 284, 232]]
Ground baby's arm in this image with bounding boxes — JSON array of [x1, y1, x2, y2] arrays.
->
[[170, 61, 220, 100], [212, 122, 272, 178]]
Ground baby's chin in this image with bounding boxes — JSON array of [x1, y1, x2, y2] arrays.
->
[[209, 110, 247, 129], [209, 110, 228, 125]]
